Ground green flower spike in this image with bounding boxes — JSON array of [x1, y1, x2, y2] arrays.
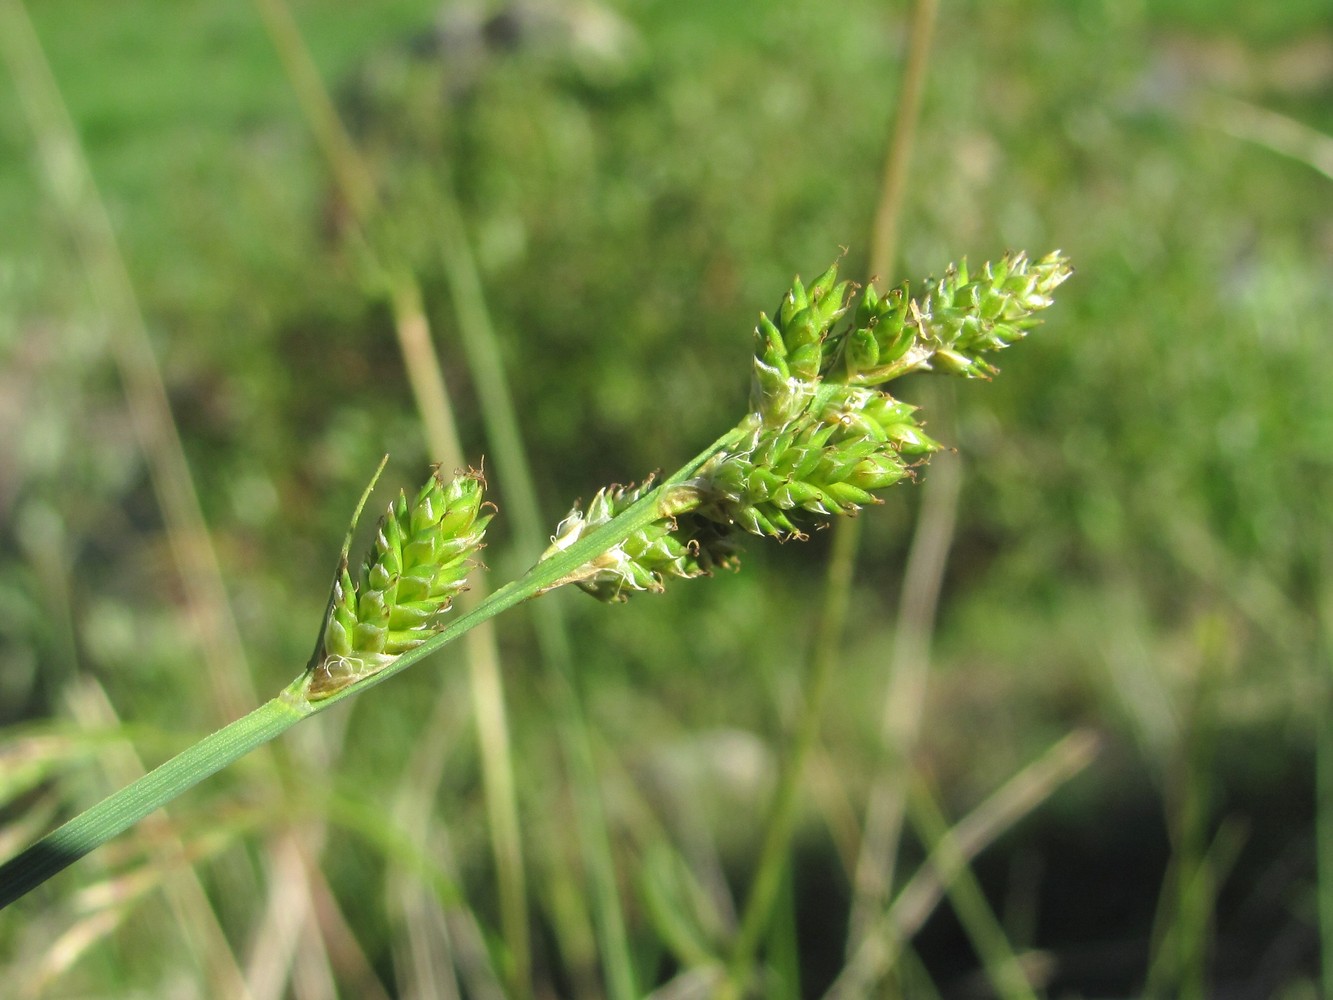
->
[[550, 250, 1071, 594], [0, 251, 1072, 913], [307, 462, 493, 699], [837, 249, 1072, 385], [751, 261, 853, 426], [692, 388, 938, 540]]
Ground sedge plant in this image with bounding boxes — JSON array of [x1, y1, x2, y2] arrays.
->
[[0, 249, 1071, 915]]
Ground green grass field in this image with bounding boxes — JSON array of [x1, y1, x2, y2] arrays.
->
[[1, 0, 1330, 996]]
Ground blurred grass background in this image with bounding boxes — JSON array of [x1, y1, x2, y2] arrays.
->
[[1, 0, 1330, 996]]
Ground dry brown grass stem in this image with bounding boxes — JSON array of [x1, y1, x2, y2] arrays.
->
[[0, 4, 340, 995]]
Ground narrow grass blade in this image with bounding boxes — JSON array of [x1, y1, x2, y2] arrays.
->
[[0, 696, 308, 908], [827, 729, 1099, 997], [849, 419, 961, 945], [431, 167, 643, 1000], [905, 775, 1039, 1000], [729, 2, 942, 984], [1320, 683, 1333, 1000], [249, 3, 532, 990], [0, 4, 334, 974]]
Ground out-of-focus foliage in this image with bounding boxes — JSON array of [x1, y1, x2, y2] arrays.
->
[[1, 0, 1329, 994]]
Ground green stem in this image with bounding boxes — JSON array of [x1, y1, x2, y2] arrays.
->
[[431, 168, 636, 998], [385, 271, 532, 998], [845, 0, 941, 954], [727, 512, 861, 985], [297, 424, 748, 709], [555, 682, 640, 1000], [906, 777, 1038, 1000], [1316, 552, 1333, 1000], [0, 696, 310, 909], [0, 424, 747, 909], [866, 0, 938, 285], [254, 0, 530, 984], [250, 0, 377, 225], [433, 178, 548, 577], [1319, 681, 1333, 1000]]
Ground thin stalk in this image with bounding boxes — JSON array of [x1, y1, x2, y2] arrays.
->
[[827, 730, 1098, 998], [1144, 624, 1225, 1000], [387, 274, 529, 997], [459, 607, 528, 995], [1320, 551, 1333, 1000], [809, 747, 866, 879], [388, 686, 470, 1000], [387, 274, 466, 467], [64, 682, 254, 999], [896, 730, 1100, 933], [766, 866, 801, 1000], [867, 0, 939, 285], [249, 0, 377, 223], [432, 188, 641, 996], [1318, 683, 1333, 1000], [302, 854, 394, 1000], [850, 424, 960, 941], [0, 0, 259, 725], [1157, 771, 1209, 999], [893, 945, 945, 1000], [1199, 94, 1333, 183], [592, 724, 740, 975], [536, 834, 603, 997], [554, 675, 640, 1000], [847, 0, 943, 947], [0, 423, 749, 909], [249, 3, 532, 990], [726, 513, 861, 985], [430, 176, 636, 998], [432, 177, 548, 573], [0, 697, 310, 908], [905, 777, 1038, 1000], [1145, 819, 1245, 1000], [2, 4, 335, 989], [427, 161, 636, 994], [723, 1, 941, 989], [293, 909, 339, 1000], [248, 832, 393, 1000]]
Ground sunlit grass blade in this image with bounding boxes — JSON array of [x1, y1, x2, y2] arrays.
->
[[249, 4, 533, 991], [1320, 687, 1333, 1000], [765, 865, 802, 1000], [828, 730, 1099, 997], [905, 775, 1039, 1000], [63, 681, 250, 998], [431, 169, 647, 999], [0, 3, 338, 988], [848, 423, 962, 945]]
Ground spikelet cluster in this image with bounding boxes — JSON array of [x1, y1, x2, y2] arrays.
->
[[545, 476, 741, 602], [308, 467, 492, 698], [750, 259, 854, 425], [834, 250, 1073, 384], [692, 389, 940, 539], [551, 250, 1071, 600]]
